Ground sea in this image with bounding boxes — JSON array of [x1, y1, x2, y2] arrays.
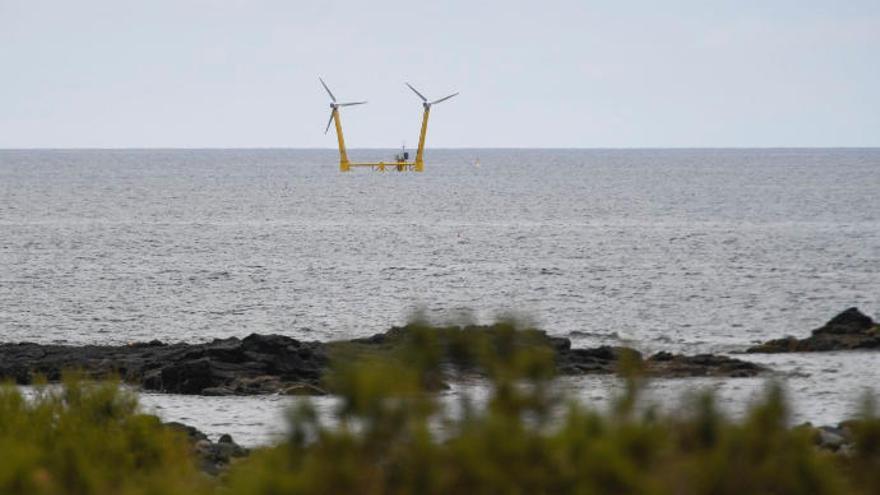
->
[[1, 148, 878, 445]]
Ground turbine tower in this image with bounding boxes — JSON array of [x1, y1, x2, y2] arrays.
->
[[319, 78, 457, 172], [405, 83, 458, 172], [319, 77, 366, 172]]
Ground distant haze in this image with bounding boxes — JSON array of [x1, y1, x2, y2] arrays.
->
[[1, 0, 878, 149]]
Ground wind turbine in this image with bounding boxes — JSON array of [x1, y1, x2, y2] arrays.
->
[[320, 77, 366, 171], [405, 83, 458, 171], [318, 78, 458, 173]]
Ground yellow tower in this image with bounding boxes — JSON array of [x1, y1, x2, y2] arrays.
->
[[320, 78, 457, 173], [320, 78, 366, 172], [415, 106, 429, 172], [406, 82, 458, 173]]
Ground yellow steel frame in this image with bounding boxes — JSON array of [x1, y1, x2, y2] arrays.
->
[[331, 105, 431, 172]]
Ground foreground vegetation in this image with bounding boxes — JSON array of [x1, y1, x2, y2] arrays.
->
[[4, 322, 880, 494], [0, 377, 208, 494]]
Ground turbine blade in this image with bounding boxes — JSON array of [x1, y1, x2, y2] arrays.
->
[[324, 111, 334, 134], [319, 77, 336, 102], [405, 82, 427, 102], [337, 101, 367, 107], [431, 92, 459, 105]]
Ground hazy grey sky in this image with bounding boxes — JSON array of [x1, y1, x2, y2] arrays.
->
[[1, 0, 878, 148]]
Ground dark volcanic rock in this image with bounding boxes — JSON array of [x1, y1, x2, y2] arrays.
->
[[0, 325, 767, 395], [0, 334, 327, 395], [555, 345, 633, 375], [165, 421, 210, 442], [556, 346, 765, 378], [747, 308, 880, 353], [165, 422, 249, 475], [646, 352, 765, 378], [356, 325, 765, 379]]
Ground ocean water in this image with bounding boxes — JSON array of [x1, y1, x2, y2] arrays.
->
[[2, 148, 879, 444]]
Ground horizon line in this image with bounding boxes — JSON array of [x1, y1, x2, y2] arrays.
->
[[2, 146, 879, 152]]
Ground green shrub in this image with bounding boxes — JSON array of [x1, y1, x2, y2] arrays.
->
[[5, 324, 880, 494], [0, 375, 209, 495], [225, 323, 877, 495]]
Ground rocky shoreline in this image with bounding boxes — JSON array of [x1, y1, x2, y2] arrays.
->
[[747, 307, 879, 353], [4, 308, 878, 476], [0, 323, 767, 395], [549, 340, 764, 378], [0, 334, 328, 395], [3, 308, 874, 396], [164, 421, 250, 476], [168, 398, 874, 475], [165, 416, 868, 476]]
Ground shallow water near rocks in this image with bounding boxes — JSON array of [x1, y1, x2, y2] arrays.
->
[[136, 352, 880, 447], [2, 148, 879, 444]]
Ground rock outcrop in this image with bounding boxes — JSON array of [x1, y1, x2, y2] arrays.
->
[[796, 420, 873, 456], [164, 421, 250, 475], [0, 324, 767, 395], [0, 334, 327, 395], [553, 343, 764, 378], [747, 308, 880, 353]]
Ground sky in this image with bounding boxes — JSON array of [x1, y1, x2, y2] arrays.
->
[[1, 0, 878, 149]]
